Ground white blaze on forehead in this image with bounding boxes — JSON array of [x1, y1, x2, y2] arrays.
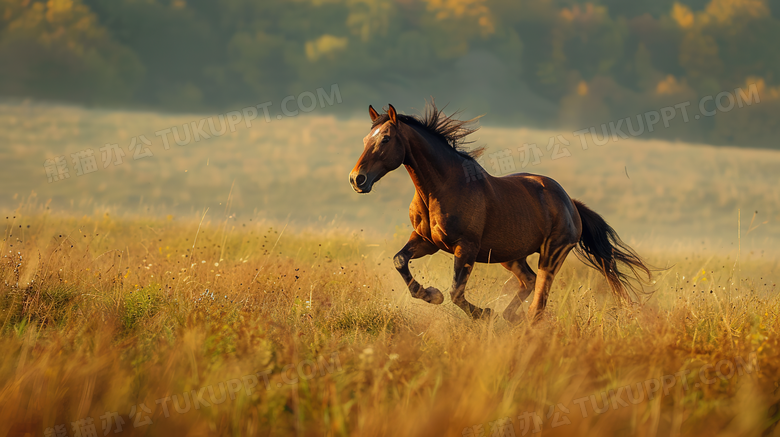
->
[[371, 128, 381, 137]]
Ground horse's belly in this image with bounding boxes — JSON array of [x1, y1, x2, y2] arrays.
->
[[475, 222, 545, 263], [474, 242, 539, 263]]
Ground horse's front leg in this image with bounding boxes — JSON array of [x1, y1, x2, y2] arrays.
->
[[393, 232, 442, 304], [451, 243, 493, 319]]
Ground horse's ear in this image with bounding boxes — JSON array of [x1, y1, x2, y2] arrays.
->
[[368, 105, 379, 122], [387, 104, 397, 125]]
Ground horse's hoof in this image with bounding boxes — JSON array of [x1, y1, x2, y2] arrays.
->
[[473, 307, 494, 320], [502, 309, 524, 325], [422, 287, 444, 305], [526, 311, 545, 326]]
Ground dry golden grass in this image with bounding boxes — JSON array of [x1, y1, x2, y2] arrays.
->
[[0, 205, 778, 436], [1, 102, 780, 436]]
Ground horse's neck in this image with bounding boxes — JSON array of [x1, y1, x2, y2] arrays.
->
[[402, 126, 468, 203]]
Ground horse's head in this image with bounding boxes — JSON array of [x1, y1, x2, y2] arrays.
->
[[349, 104, 406, 193]]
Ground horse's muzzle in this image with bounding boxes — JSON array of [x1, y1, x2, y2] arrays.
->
[[349, 171, 372, 193]]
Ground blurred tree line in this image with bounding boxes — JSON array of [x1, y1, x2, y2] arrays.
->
[[1, 0, 779, 146]]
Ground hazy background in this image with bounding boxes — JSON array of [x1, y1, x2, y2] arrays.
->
[[1, 0, 780, 146], [1, 0, 780, 251]]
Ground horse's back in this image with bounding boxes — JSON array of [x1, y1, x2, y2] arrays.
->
[[491, 172, 574, 207]]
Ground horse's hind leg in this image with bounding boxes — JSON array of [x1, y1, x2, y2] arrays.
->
[[501, 258, 537, 324], [527, 241, 576, 323], [450, 243, 492, 319], [394, 232, 442, 304]]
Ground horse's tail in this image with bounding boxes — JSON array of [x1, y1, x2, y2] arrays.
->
[[572, 199, 651, 302]]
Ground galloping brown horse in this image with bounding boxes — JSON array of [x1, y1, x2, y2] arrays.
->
[[349, 103, 651, 323]]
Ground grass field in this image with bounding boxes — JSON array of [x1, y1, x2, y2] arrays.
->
[[3, 99, 780, 241], [1, 102, 780, 436]]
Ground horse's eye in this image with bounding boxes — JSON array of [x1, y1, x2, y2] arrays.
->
[[381, 135, 390, 144]]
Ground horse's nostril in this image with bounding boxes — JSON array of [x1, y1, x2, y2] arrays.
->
[[355, 174, 367, 187]]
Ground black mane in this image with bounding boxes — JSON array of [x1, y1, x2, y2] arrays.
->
[[371, 101, 484, 160]]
